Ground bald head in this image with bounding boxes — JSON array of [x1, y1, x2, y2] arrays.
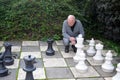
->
[[67, 15, 76, 27]]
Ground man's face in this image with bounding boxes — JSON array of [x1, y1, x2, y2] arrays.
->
[[67, 18, 75, 27]]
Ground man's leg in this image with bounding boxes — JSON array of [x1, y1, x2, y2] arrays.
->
[[72, 38, 77, 53], [71, 45, 77, 53], [63, 38, 70, 53]]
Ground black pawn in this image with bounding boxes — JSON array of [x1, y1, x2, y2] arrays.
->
[[0, 53, 8, 77], [46, 38, 55, 56], [3, 43, 14, 65], [23, 55, 36, 80]]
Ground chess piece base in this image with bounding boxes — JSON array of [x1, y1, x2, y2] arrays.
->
[[46, 51, 55, 56], [102, 64, 114, 73], [76, 66, 88, 73], [0, 69, 8, 77], [4, 57, 14, 66], [102, 68, 114, 73]]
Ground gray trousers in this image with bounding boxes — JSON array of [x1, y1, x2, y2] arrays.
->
[[63, 37, 77, 46]]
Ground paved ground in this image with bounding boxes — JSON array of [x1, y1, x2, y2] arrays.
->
[[0, 40, 120, 80]]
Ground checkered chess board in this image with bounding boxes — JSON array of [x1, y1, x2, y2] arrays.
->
[[0, 40, 119, 80]]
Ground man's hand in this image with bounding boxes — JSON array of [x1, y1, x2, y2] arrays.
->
[[69, 37, 76, 45], [71, 41, 76, 45], [70, 37, 75, 41]]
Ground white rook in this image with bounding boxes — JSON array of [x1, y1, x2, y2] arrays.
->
[[93, 43, 104, 63], [87, 38, 96, 56]]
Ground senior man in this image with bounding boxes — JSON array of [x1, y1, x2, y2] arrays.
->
[[62, 15, 84, 53]]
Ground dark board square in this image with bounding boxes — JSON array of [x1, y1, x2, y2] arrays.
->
[[46, 67, 74, 79], [22, 46, 40, 52]]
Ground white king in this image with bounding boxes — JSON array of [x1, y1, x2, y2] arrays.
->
[[73, 34, 84, 62]]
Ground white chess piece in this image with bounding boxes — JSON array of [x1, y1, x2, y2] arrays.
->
[[102, 50, 114, 72], [112, 63, 120, 80], [75, 50, 88, 73], [87, 38, 96, 56], [76, 34, 84, 44], [93, 43, 104, 63], [73, 34, 84, 62]]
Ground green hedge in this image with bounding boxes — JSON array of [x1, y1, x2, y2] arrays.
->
[[0, 0, 90, 40], [0, 0, 120, 55], [0, 0, 119, 42], [91, 0, 120, 42]]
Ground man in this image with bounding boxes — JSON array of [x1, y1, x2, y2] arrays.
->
[[62, 15, 84, 53]]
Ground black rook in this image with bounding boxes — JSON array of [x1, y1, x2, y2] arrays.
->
[[23, 55, 36, 80], [0, 53, 8, 77], [3, 43, 14, 65], [46, 38, 55, 56]]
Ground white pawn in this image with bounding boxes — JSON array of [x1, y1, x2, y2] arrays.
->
[[87, 38, 96, 56], [102, 50, 114, 72], [112, 63, 120, 80], [73, 34, 84, 62], [93, 43, 104, 63], [75, 50, 88, 73]]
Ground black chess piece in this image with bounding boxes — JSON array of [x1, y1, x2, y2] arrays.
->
[[0, 53, 8, 77], [3, 42, 14, 65], [23, 55, 36, 80], [46, 38, 55, 56]]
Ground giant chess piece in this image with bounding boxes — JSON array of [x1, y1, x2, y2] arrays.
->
[[0, 53, 8, 77], [3, 42, 14, 65], [73, 34, 84, 62], [112, 63, 120, 80], [23, 55, 36, 80], [102, 50, 114, 72], [46, 38, 55, 56], [93, 43, 104, 63], [75, 50, 88, 73], [87, 38, 96, 56]]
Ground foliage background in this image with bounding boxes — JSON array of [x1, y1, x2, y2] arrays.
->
[[0, 0, 120, 42], [0, 0, 85, 40], [0, 0, 120, 55]]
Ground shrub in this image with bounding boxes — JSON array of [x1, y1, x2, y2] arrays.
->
[[0, 0, 86, 40]]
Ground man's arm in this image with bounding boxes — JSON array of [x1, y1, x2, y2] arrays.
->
[[62, 21, 70, 39], [78, 20, 85, 37]]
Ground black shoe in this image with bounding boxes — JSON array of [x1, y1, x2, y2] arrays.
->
[[65, 46, 69, 53], [72, 45, 77, 53]]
